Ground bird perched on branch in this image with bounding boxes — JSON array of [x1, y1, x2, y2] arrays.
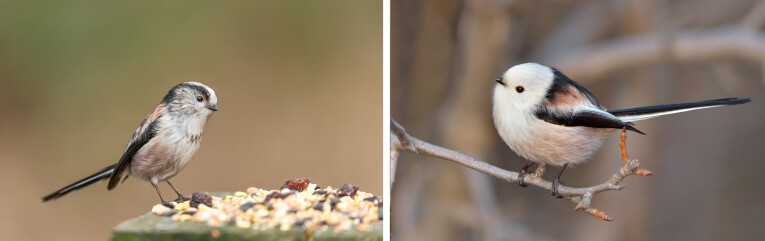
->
[[492, 63, 749, 197], [42, 82, 219, 205]]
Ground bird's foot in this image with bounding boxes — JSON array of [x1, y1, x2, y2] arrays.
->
[[174, 196, 190, 202], [162, 201, 175, 208], [551, 178, 564, 199], [518, 171, 529, 187], [518, 162, 537, 187]]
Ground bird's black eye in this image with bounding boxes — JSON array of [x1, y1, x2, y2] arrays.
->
[[196, 95, 204, 102], [516, 86, 524, 93]]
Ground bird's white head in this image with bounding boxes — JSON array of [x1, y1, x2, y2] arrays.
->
[[493, 63, 556, 112], [163, 82, 219, 117]]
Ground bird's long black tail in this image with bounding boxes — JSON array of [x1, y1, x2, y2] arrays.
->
[[609, 98, 750, 122], [42, 164, 116, 202]]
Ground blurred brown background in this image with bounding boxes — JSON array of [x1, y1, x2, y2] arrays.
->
[[0, 1, 381, 240], [392, 0, 765, 240]]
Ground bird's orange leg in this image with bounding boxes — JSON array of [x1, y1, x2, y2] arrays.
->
[[620, 127, 629, 164], [621, 126, 653, 176]]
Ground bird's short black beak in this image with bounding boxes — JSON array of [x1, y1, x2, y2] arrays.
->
[[496, 76, 505, 86], [208, 105, 218, 111]]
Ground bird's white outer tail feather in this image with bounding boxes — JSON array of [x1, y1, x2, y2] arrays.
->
[[616, 105, 722, 122], [609, 98, 750, 123]]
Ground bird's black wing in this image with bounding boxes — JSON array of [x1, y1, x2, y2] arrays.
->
[[107, 105, 164, 190], [535, 108, 645, 134]]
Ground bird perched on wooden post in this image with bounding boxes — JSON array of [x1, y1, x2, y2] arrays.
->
[[42, 82, 219, 205]]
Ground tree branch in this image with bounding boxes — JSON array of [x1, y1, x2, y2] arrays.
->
[[391, 118, 651, 221], [391, 119, 417, 153], [541, 27, 765, 83]]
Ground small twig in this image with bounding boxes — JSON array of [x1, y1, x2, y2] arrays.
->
[[391, 118, 649, 221], [391, 119, 418, 153]]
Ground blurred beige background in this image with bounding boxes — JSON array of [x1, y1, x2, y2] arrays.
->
[[393, 0, 765, 240], [0, 1, 381, 240]]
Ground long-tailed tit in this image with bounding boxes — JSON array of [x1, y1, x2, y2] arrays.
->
[[43, 82, 219, 204], [493, 63, 749, 197]]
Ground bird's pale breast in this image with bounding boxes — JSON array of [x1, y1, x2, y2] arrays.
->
[[496, 112, 610, 166], [129, 118, 204, 184]]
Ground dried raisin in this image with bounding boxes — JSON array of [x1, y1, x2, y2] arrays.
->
[[281, 178, 311, 191], [336, 184, 359, 198], [189, 192, 212, 208]]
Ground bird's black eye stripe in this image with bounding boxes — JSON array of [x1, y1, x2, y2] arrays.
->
[[196, 96, 204, 102], [516, 86, 524, 93]]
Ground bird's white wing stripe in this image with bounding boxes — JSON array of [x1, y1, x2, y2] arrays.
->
[[617, 105, 721, 122]]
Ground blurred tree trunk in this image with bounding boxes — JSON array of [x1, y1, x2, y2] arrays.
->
[[434, 1, 528, 240], [391, 0, 463, 240]]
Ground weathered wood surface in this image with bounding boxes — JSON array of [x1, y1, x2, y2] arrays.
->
[[111, 213, 382, 241]]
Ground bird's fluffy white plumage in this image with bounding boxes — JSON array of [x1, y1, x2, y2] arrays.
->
[[493, 62, 748, 169], [493, 63, 610, 166]]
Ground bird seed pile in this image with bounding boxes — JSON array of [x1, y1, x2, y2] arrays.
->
[[150, 178, 382, 233]]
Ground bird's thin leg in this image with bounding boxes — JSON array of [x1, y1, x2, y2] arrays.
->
[[620, 127, 629, 163], [517, 161, 536, 187], [152, 182, 173, 208], [167, 181, 189, 202], [551, 163, 568, 198], [620, 126, 654, 176]]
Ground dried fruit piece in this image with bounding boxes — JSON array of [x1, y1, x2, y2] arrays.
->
[[336, 184, 359, 198], [151, 204, 172, 215], [313, 202, 324, 211], [197, 204, 212, 212], [239, 202, 256, 211], [246, 187, 259, 194], [264, 191, 284, 203], [150, 183, 381, 233], [190, 192, 213, 208], [174, 202, 190, 211], [281, 178, 311, 191], [294, 219, 305, 226], [282, 191, 297, 197], [235, 218, 252, 229]]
